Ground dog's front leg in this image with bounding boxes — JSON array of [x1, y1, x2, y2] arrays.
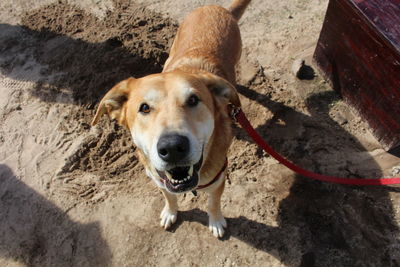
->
[[160, 189, 178, 229], [207, 178, 227, 238]]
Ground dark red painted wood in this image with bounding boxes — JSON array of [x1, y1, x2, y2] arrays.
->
[[353, 0, 400, 49], [314, 0, 400, 150]]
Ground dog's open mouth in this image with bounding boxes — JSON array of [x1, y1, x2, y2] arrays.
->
[[157, 156, 203, 193]]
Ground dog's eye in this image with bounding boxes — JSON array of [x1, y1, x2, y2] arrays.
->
[[187, 94, 200, 107], [139, 103, 151, 114]]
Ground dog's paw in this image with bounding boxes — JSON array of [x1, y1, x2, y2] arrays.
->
[[160, 207, 177, 229], [209, 216, 227, 238]]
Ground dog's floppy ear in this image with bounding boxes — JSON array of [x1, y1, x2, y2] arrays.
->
[[196, 73, 241, 108], [91, 78, 134, 127]]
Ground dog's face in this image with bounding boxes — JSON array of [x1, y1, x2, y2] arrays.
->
[[92, 71, 240, 194]]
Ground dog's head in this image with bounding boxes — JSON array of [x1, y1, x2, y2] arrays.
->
[[92, 71, 240, 193]]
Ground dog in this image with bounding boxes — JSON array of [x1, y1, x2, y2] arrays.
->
[[92, 0, 251, 238]]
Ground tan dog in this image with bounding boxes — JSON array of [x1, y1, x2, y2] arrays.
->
[[92, 0, 251, 238]]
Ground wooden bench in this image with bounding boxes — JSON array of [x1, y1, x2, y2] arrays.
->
[[314, 0, 400, 151]]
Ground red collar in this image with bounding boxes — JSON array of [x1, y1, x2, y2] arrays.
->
[[196, 159, 228, 190]]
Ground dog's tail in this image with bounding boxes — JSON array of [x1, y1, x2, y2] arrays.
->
[[228, 0, 251, 20]]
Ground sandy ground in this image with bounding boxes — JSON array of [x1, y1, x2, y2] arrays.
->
[[1, 0, 400, 266]]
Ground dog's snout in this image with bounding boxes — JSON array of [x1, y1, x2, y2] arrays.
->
[[157, 134, 190, 163]]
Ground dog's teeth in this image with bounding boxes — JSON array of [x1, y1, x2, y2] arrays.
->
[[189, 165, 193, 176], [165, 171, 172, 180]]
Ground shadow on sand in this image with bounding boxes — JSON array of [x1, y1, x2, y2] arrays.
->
[[0, 1, 176, 106], [0, 164, 112, 266]]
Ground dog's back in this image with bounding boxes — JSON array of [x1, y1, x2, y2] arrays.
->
[[163, 0, 251, 84]]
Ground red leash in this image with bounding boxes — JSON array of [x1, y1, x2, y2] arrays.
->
[[234, 108, 400, 185]]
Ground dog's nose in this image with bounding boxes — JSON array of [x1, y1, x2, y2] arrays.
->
[[157, 134, 190, 163]]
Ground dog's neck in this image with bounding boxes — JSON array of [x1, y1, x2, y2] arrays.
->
[[163, 56, 235, 84], [199, 109, 233, 185]]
